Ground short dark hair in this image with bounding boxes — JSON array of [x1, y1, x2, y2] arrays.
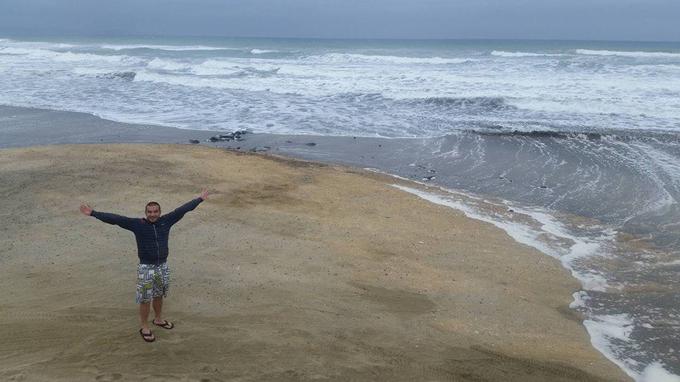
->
[[145, 201, 161, 212]]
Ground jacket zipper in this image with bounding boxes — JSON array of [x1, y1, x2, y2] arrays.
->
[[153, 224, 160, 265]]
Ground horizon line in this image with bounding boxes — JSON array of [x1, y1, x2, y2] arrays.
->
[[1, 31, 679, 45]]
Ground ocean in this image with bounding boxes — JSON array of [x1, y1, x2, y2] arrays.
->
[[1, 35, 679, 381]]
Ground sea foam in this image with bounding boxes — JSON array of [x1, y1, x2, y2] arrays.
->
[[387, 184, 661, 378], [576, 49, 680, 59], [640, 363, 680, 382]]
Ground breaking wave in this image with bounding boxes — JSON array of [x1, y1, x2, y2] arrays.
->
[[304, 53, 475, 65], [100, 44, 237, 51], [190, 60, 280, 77], [250, 49, 279, 54], [491, 50, 565, 58], [576, 49, 680, 59]]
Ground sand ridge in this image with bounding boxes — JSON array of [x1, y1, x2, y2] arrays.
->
[[0, 144, 630, 381]]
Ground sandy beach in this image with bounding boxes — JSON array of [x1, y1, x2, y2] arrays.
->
[[0, 143, 631, 381]]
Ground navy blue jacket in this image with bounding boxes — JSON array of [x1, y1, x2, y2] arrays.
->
[[91, 198, 203, 265]]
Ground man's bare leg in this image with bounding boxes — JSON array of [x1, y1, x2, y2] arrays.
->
[[152, 296, 163, 324], [139, 302, 154, 339], [140, 302, 151, 328]]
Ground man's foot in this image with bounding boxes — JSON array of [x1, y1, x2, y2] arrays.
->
[[139, 328, 155, 342], [152, 319, 174, 330]]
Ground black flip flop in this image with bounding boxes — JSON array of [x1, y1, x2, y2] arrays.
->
[[153, 320, 174, 330], [139, 328, 155, 342]]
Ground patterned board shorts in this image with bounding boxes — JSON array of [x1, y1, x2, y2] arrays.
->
[[136, 263, 170, 304]]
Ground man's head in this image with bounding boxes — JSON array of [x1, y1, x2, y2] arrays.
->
[[145, 201, 161, 223]]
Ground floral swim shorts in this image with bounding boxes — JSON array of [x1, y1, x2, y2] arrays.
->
[[136, 263, 170, 304]]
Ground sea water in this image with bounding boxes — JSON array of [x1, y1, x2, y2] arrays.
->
[[1, 35, 679, 380]]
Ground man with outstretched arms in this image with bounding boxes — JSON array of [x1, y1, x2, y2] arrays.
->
[[79, 189, 209, 342]]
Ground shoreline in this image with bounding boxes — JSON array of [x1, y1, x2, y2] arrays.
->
[[0, 143, 630, 381], [0, 103, 632, 380]]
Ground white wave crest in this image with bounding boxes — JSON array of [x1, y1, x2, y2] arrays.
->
[[101, 44, 237, 51], [305, 53, 474, 65], [576, 49, 680, 59], [183, 59, 278, 77], [0, 40, 75, 50], [0, 46, 138, 64], [491, 50, 564, 58], [53, 51, 136, 64], [190, 60, 243, 76], [250, 49, 278, 54], [0, 47, 36, 55], [134, 69, 277, 90]]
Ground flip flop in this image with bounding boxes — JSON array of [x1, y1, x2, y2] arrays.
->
[[153, 320, 174, 330], [139, 328, 155, 342]]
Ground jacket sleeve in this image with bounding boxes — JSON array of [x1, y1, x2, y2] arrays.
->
[[163, 198, 203, 226], [91, 211, 137, 231]]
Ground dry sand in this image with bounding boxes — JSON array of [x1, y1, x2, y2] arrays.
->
[[0, 144, 631, 381]]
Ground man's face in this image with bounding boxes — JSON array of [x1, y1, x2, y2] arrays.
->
[[145, 205, 161, 223]]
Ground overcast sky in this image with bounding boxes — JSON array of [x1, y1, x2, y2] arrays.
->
[[0, 0, 679, 42]]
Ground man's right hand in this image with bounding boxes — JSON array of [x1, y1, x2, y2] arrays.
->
[[80, 203, 93, 216], [200, 189, 210, 201]]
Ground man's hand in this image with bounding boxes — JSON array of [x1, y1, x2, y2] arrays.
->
[[80, 203, 93, 216], [200, 189, 209, 201]]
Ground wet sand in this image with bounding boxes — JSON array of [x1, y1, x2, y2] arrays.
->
[[0, 143, 631, 381]]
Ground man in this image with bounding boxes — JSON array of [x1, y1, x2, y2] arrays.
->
[[79, 189, 209, 342]]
